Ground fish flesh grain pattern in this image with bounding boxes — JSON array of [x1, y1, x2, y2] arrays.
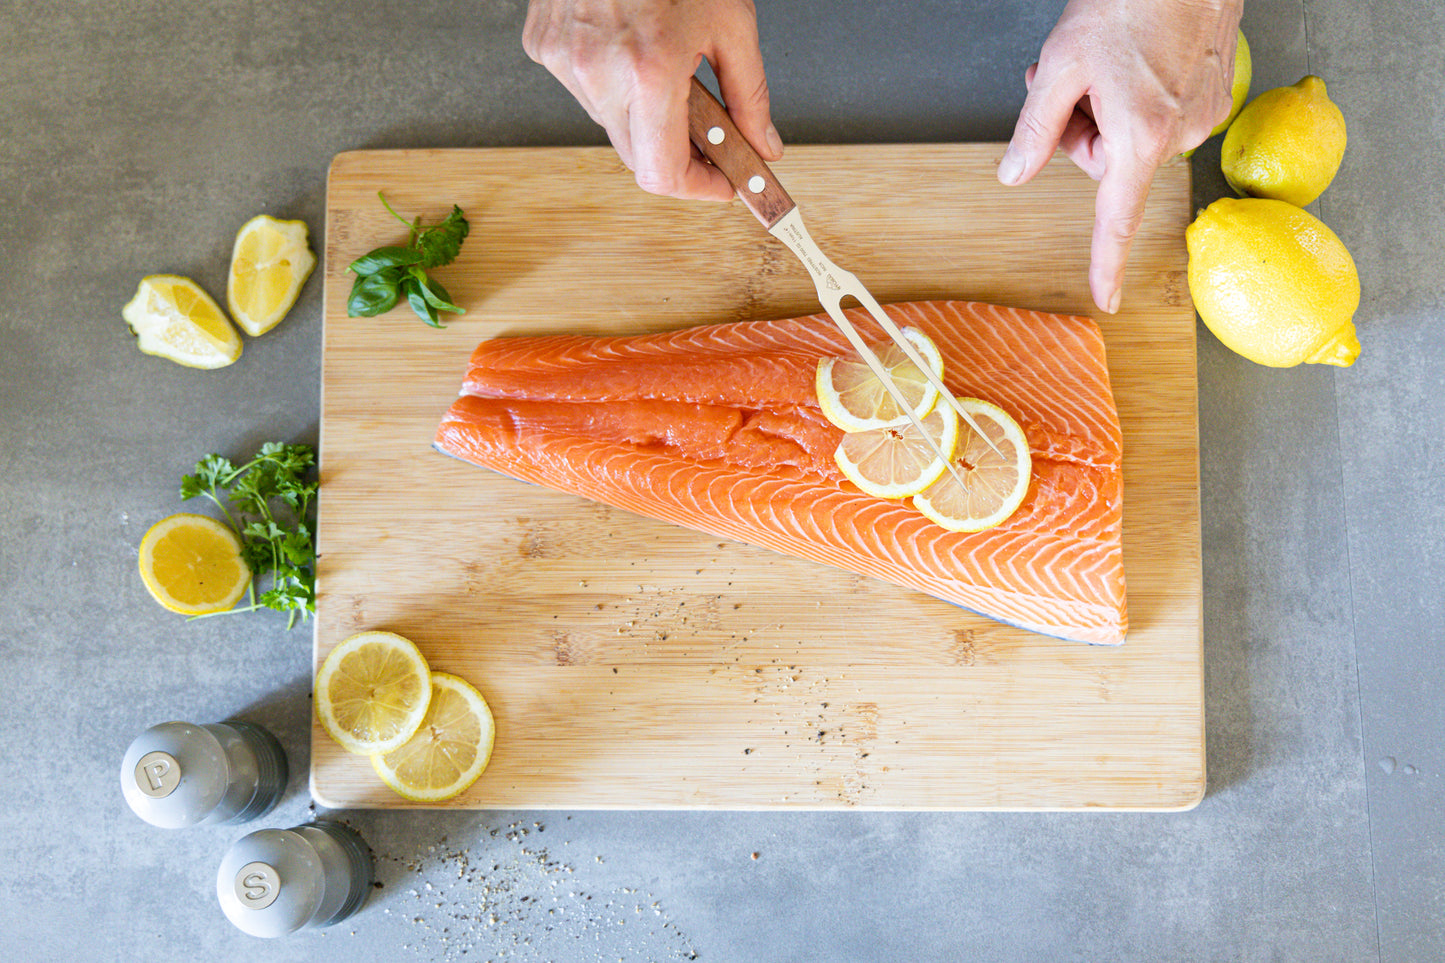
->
[[435, 300, 1126, 645]]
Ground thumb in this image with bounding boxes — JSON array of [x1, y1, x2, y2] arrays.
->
[[999, 62, 1079, 186]]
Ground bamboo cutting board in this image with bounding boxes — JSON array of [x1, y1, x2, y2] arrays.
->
[[312, 146, 1202, 811]]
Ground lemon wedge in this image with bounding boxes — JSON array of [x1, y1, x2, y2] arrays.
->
[[835, 404, 959, 499], [816, 327, 943, 431], [371, 672, 496, 803], [122, 275, 242, 369], [316, 631, 433, 755], [226, 215, 317, 336], [137, 513, 251, 615], [912, 398, 1032, 532]]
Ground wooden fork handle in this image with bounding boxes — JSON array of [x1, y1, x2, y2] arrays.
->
[[686, 76, 796, 229]]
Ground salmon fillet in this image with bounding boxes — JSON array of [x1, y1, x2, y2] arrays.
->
[[435, 300, 1126, 645]]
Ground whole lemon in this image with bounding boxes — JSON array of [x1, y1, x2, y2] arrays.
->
[[1188, 29, 1251, 155], [1187, 197, 1360, 367], [1222, 75, 1347, 206]]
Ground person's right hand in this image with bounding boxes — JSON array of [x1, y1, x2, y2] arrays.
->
[[523, 0, 782, 201]]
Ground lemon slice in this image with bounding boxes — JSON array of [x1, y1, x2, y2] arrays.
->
[[371, 672, 496, 803], [816, 327, 944, 431], [137, 513, 251, 615], [122, 275, 242, 369], [226, 215, 317, 336], [835, 404, 960, 498], [912, 398, 1032, 532], [316, 631, 433, 755]]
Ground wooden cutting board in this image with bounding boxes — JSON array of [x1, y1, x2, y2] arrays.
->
[[312, 146, 1202, 811]]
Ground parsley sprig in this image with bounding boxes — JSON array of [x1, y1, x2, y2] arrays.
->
[[180, 442, 318, 628], [346, 192, 469, 327]]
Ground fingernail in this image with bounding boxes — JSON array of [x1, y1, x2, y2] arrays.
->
[[997, 149, 1024, 185], [764, 124, 784, 159], [1106, 288, 1122, 315]]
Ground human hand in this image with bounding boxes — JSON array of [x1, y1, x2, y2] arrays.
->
[[997, 0, 1243, 313], [523, 0, 782, 201]]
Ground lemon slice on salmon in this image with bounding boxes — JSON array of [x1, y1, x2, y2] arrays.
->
[[316, 631, 433, 755], [835, 404, 959, 498], [123, 275, 242, 369], [816, 327, 943, 431], [912, 398, 1032, 532], [137, 513, 251, 615], [226, 215, 317, 336], [371, 672, 496, 803]]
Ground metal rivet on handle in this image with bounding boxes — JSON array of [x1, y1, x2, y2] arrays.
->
[[747, 175, 765, 194], [707, 126, 724, 145]]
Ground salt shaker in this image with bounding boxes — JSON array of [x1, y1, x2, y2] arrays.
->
[[216, 821, 374, 937], [120, 720, 288, 829]]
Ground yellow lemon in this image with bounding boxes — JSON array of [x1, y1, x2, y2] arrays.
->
[[371, 672, 496, 803], [835, 404, 959, 499], [315, 631, 433, 755], [137, 513, 251, 615], [1184, 29, 1251, 156], [912, 399, 1032, 533], [226, 215, 317, 336], [816, 327, 943, 431], [122, 275, 242, 369], [1187, 197, 1360, 367], [1222, 75, 1347, 206]]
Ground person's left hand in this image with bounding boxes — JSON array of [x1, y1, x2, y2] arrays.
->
[[998, 0, 1244, 314]]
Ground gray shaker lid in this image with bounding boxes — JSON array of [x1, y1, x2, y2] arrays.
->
[[215, 828, 326, 938], [120, 721, 228, 828]]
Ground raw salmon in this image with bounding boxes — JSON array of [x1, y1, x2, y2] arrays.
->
[[435, 300, 1126, 645]]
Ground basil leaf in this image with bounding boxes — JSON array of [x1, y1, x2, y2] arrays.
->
[[348, 245, 424, 276], [420, 276, 464, 314], [360, 194, 470, 326], [347, 268, 402, 317], [402, 277, 443, 328], [405, 267, 464, 315]]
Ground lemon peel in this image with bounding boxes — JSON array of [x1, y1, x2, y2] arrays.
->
[[316, 631, 433, 756], [816, 327, 943, 432], [123, 275, 242, 369], [227, 215, 317, 336], [912, 399, 1032, 533], [1187, 197, 1360, 368], [1222, 75, 1347, 206], [371, 673, 496, 803], [137, 513, 251, 615], [834, 404, 960, 499]]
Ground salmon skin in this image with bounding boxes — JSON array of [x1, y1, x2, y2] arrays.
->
[[436, 300, 1126, 645]]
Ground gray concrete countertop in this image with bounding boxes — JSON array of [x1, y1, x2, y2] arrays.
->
[[3, 2, 1440, 960]]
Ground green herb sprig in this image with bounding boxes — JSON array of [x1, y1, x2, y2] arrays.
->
[[180, 442, 318, 628], [347, 192, 469, 327]]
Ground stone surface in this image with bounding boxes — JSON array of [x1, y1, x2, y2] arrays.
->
[[1, 1, 1438, 960]]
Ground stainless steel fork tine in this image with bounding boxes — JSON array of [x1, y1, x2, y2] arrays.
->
[[820, 293, 971, 492], [683, 77, 998, 483], [849, 287, 1004, 458]]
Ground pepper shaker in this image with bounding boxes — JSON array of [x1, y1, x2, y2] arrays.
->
[[120, 720, 287, 828], [216, 821, 374, 937]]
